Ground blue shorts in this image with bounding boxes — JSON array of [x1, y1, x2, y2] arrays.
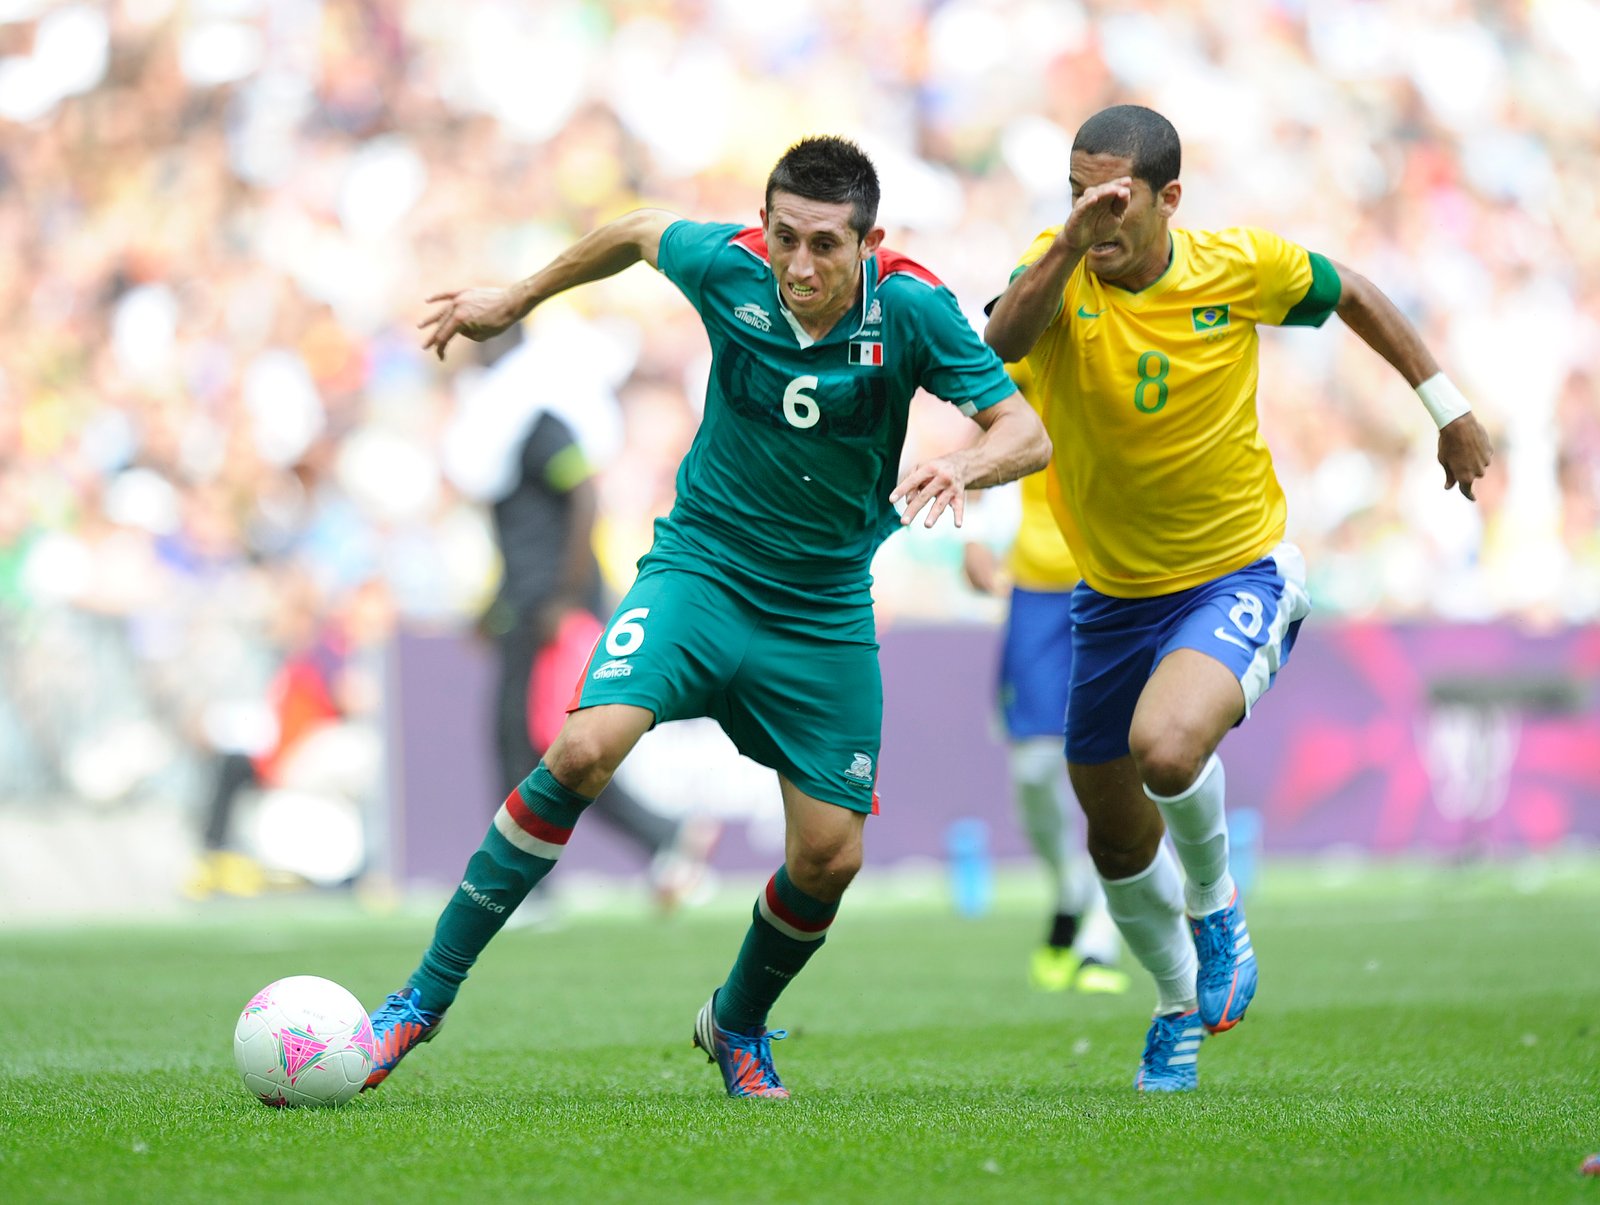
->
[[998, 586, 1076, 739], [1065, 544, 1312, 765]]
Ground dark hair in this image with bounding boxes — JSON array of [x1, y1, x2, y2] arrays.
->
[[1072, 105, 1181, 194], [765, 136, 881, 238]]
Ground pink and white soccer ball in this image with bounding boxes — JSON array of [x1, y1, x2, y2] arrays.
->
[[233, 975, 375, 1107]]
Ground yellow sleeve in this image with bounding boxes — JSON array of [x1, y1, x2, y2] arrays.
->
[[1014, 228, 1061, 275], [1246, 227, 1317, 326]]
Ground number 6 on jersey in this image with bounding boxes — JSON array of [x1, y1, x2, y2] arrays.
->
[[783, 376, 820, 429], [606, 608, 650, 656]]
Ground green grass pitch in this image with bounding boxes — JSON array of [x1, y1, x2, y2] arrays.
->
[[2, 859, 1597, 1203]]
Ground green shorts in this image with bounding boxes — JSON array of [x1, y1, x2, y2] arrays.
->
[[573, 560, 882, 812]]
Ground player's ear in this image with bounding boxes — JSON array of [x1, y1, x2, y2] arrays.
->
[[860, 226, 886, 259], [1157, 181, 1181, 219], [759, 208, 769, 229]]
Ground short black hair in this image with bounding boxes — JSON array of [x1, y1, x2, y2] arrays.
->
[[1073, 105, 1181, 194], [765, 136, 881, 239]]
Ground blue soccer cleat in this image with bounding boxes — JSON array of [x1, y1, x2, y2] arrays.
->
[[692, 991, 789, 1099], [363, 987, 444, 1090], [1190, 890, 1257, 1033], [1135, 1009, 1204, 1092]]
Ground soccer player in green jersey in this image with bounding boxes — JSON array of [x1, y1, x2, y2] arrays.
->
[[985, 106, 1492, 1091], [364, 137, 1050, 1099]]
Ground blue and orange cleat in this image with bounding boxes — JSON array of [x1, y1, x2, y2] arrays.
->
[[1135, 1009, 1204, 1092], [363, 987, 444, 1090], [1189, 890, 1257, 1033], [692, 991, 789, 1099]]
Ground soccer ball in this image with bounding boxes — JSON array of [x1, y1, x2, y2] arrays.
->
[[233, 975, 375, 1107]]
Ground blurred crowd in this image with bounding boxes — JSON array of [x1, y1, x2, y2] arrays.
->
[[1, 0, 1597, 824]]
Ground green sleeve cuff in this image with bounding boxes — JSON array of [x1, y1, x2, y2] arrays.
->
[[1280, 252, 1341, 327], [1002, 262, 1064, 323]]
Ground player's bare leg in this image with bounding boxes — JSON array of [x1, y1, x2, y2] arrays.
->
[[1130, 650, 1257, 1033], [1070, 757, 1193, 1001]]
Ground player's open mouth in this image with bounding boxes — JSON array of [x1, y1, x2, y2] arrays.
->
[[787, 282, 817, 300], [1090, 242, 1119, 254]]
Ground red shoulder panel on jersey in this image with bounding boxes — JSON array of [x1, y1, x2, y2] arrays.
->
[[875, 248, 944, 288], [730, 227, 769, 262]]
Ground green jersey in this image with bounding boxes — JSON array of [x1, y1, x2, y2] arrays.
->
[[652, 220, 1016, 587]]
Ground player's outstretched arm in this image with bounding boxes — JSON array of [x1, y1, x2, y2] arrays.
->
[[419, 209, 679, 361], [1332, 261, 1493, 501], [985, 178, 1132, 362], [890, 394, 1050, 529]]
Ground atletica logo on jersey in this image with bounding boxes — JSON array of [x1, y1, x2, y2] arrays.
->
[[734, 303, 772, 332], [847, 340, 883, 366], [1192, 304, 1230, 331], [864, 298, 882, 325], [592, 659, 633, 680], [843, 752, 874, 781]]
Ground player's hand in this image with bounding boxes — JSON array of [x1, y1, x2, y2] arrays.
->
[[418, 287, 522, 360], [1063, 178, 1132, 254], [891, 458, 967, 529], [1438, 412, 1493, 501]]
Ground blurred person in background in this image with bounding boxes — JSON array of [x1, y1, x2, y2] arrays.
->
[[186, 571, 388, 899], [986, 105, 1492, 1092], [362, 136, 1049, 1100], [961, 362, 1126, 996], [445, 327, 720, 919]]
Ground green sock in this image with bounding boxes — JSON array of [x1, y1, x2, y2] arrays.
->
[[408, 763, 591, 1013], [715, 865, 839, 1033]]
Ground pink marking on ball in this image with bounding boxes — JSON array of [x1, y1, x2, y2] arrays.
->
[[242, 985, 276, 1015]]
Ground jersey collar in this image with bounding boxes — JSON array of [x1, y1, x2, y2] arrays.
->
[[773, 260, 874, 349], [1103, 233, 1180, 297], [736, 226, 880, 348]]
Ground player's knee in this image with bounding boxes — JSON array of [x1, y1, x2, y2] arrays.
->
[[788, 833, 862, 900], [1127, 724, 1211, 799], [1085, 823, 1162, 881], [542, 727, 619, 795]]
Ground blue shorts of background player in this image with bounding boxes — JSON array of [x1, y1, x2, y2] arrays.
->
[[1066, 544, 1312, 765], [999, 586, 1074, 739]]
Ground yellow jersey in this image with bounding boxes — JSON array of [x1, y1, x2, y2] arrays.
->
[[1003, 360, 1079, 592], [1016, 225, 1339, 597]]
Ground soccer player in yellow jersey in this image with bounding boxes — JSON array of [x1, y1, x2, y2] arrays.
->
[[986, 105, 1492, 1091], [963, 363, 1127, 995]]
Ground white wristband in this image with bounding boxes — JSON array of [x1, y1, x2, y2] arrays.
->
[[1415, 372, 1471, 430]]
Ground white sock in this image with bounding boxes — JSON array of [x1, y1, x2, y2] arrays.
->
[[1072, 864, 1122, 967], [1100, 845, 1196, 1015], [1145, 754, 1235, 917], [1009, 739, 1091, 916]]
